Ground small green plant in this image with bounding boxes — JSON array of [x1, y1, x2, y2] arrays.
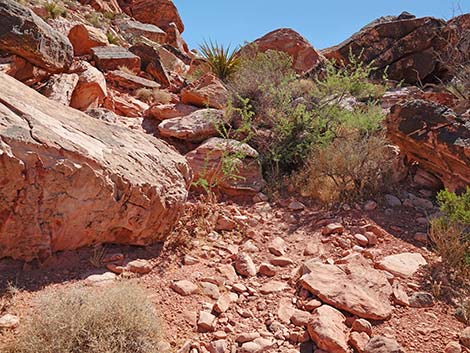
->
[[430, 188, 470, 277], [106, 31, 120, 45], [192, 99, 256, 200], [44, 2, 67, 19], [10, 282, 162, 353], [89, 245, 106, 268], [85, 11, 109, 28], [199, 40, 240, 81]]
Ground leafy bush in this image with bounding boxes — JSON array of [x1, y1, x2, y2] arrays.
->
[[430, 188, 470, 277], [200, 40, 240, 81], [227, 46, 390, 201], [10, 282, 163, 353]]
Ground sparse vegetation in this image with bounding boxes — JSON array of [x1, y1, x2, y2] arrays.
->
[[9, 282, 162, 353], [226, 47, 390, 201], [430, 188, 470, 278], [106, 31, 120, 45], [44, 2, 67, 19], [199, 40, 240, 81], [135, 88, 173, 104]]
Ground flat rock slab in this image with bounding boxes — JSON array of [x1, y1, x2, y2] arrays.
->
[[91, 46, 141, 73], [158, 108, 224, 142], [299, 257, 393, 320], [117, 19, 166, 43], [0, 73, 190, 261], [376, 252, 427, 278], [106, 70, 160, 90]]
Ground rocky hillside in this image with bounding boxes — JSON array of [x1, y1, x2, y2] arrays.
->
[[0, 0, 469, 352]]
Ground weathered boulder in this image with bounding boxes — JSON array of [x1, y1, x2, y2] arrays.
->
[[0, 0, 73, 72], [117, 19, 167, 44], [386, 99, 470, 191], [186, 137, 265, 198], [181, 73, 228, 109], [129, 43, 170, 87], [158, 108, 224, 142], [7, 55, 50, 85], [0, 73, 191, 261], [106, 70, 160, 91], [40, 73, 79, 106], [117, 0, 184, 33], [299, 257, 393, 320], [322, 13, 446, 84], [103, 88, 148, 117], [70, 61, 107, 111], [145, 103, 198, 120], [91, 46, 141, 73], [68, 24, 108, 56], [249, 28, 324, 74], [307, 305, 349, 353]]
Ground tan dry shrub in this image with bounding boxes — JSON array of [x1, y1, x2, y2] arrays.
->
[[135, 88, 173, 104], [293, 132, 393, 203], [10, 282, 163, 353]]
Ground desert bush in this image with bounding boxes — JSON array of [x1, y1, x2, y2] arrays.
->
[[429, 188, 470, 277], [135, 88, 173, 104], [44, 2, 67, 19], [106, 31, 120, 45], [10, 282, 162, 353], [228, 47, 296, 125], [293, 132, 393, 203], [200, 40, 240, 81]]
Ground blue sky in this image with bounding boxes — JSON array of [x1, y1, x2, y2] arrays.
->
[[173, 0, 470, 50]]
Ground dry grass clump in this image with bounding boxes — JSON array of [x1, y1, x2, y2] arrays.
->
[[9, 282, 163, 353], [135, 88, 173, 104], [293, 132, 393, 203]]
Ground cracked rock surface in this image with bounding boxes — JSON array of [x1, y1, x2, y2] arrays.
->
[[0, 73, 191, 261]]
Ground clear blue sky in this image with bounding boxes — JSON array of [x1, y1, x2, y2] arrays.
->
[[173, 0, 470, 50]]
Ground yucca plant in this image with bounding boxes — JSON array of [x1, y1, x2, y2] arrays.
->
[[199, 40, 240, 81]]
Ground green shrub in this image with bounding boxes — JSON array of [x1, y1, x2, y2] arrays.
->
[[44, 2, 67, 19], [430, 188, 470, 277], [10, 282, 163, 353], [199, 40, 240, 81], [106, 31, 120, 45]]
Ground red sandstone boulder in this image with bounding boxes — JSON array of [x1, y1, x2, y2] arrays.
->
[[106, 70, 160, 91], [146, 103, 198, 120], [307, 305, 349, 353], [118, 0, 184, 33], [181, 73, 228, 109], [0, 0, 73, 72], [70, 61, 107, 111], [386, 99, 470, 191], [103, 89, 149, 117], [249, 28, 324, 74], [158, 108, 224, 142], [68, 24, 108, 56], [6, 55, 50, 85], [0, 72, 191, 261], [117, 19, 167, 44], [186, 137, 265, 198], [129, 43, 171, 87]]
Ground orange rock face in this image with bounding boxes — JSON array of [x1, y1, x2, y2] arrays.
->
[[70, 61, 107, 111], [250, 28, 324, 74], [181, 73, 228, 109], [386, 99, 470, 192], [79, 0, 122, 13], [0, 73, 191, 261], [118, 0, 184, 33], [68, 24, 108, 56]]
